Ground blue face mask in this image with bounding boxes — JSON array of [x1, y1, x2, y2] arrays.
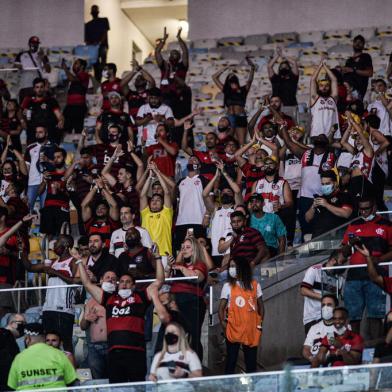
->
[[321, 184, 334, 196]]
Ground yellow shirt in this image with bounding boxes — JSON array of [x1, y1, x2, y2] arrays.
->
[[141, 206, 173, 255]]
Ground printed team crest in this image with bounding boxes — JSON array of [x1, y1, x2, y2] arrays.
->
[[376, 228, 384, 236], [41, 103, 47, 109], [330, 197, 337, 203], [322, 162, 331, 171], [235, 296, 246, 308], [320, 99, 325, 104], [272, 183, 279, 190], [135, 256, 143, 264]]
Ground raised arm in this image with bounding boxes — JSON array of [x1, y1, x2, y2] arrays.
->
[[140, 169, 153, 210], [120, 60, 139, 95], [153, 166, 172, 208], [101, 145, 124, 187], [340, 122, 355, 154], [128, 141, 144, 182], [280, 125, 307, 159], [155, 27, 168, 69], [212, 66, 229, 92], [98, 177, 119, 221], [61, 59, 78, 82], [80, 186, 98, 222], [323, 61, 338, 101], [286, 56, 299, 76], [202, 169, 219, 213], [0, 214, 35, 248], [181, 120, 194, 156], [245, 57, 256, 92], [310, 61, 324, 106], [247, 104, 266, 137], [177, 27, 189, 69], [370, 129, 390, 156], [235, 134, 257, 167], [268, 49, 280, 79], [350, 116, 374, 157], [12, 147, 28, 177], [77, 261, 103, 303], [216, 161, 243, 204]]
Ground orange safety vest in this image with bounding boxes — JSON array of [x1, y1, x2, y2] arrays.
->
[[226, 280, 262, 347]]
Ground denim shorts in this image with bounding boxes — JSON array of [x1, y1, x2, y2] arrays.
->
[[227, 113, 247, 128], [344, 279, 387, 320]]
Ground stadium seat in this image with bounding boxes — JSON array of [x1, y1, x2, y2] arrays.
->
[[299, 31, 324, 44], [377, 25, 392, 38], [324, 29, 351, 41], [351, 27, 376, 41], [217, 36, 244, 47], [193, 38, 218, 49], [244, 34, 270, 47], [271, 32, 298, 44]]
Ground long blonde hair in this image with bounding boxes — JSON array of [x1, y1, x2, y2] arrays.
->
[[157, 322, 191, 366], [181, 237, 203, 265]]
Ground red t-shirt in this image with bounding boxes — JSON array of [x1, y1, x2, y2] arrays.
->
[[146, 142, 178, 177], [0, 228, 18, 284], [321, 330, 364, 366], [101, 78, 122, 110], [67, 71, 90, 106], [170, 260, 208, 297], [257, 113, 295, 132], [240, 161, 265, 200]]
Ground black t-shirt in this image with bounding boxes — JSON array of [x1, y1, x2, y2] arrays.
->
[[88, 250, 118, 281], [0, 328, 19, 389], [97, 109, 131, 143], [270, 73, 299, 106], [117, 247, 155, 279], [85, 18, 110, 47], [312, 191, 353, 237], [345, 53, 373, 98]]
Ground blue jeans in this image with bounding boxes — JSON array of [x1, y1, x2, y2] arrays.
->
[[344, 279, 387, 321], [27, 184, 46, 212], [298, 197, 313, 239], [87, 342, 108, 379]]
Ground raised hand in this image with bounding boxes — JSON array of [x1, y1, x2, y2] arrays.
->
[[177, 27, 182, 39], [131, 59, 141, 71], [22, 213, 37, 223], [163, 27, 169, 41]]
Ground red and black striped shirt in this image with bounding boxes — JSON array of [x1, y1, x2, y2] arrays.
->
[[85, 217, 120, 248], [44, 170, 70, 210], [230, 227, 265, 263], [101, 289, 150, 352], [240, 161, 265, 200]]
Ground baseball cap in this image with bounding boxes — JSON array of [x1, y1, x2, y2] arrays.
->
[[263, 155, 277, 164], [28, 36, 40, 45], [24, 323, 44, 336]]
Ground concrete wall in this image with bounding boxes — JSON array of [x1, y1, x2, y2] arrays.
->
[[84, 0, 154, 74], [189, 0, 392, 40], [0, 0, 84, 48]]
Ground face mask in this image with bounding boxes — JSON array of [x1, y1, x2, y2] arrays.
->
[[36, 136, 46, 143], [101, 282, 116, 293], [264, 168, 276, 176], [108, 134, 119, 142], [221, 194, 234, 205], [102, 70, 109, 79], [54, 162, 64, 169], [313, 139, 328, 148], [16, 323, 25, 337], [335, 325, 347, 336], [3, 173, 13, 180], [164, 332, 179, 345], [362, 213, 375, 222], [186, 163, 199, 172], [226, 152, 235, 159], [218, 126, 229, 133], [118, 289, 132, 299], [229, 267, 237, 278], [126, 238, 139, 248], [280, 68, 290, 76], [321, 306, 334, 321], [321, 184, 334, 196]]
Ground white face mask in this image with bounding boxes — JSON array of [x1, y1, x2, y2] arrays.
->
[[334, 325, 347, 336], [118, 289, 132, 299], [102, 70, 109, 79], [228, 267, 237, 278], [363, 213, 375, 222], [321, 306, 334, 321], [101, 282, 115, 293]]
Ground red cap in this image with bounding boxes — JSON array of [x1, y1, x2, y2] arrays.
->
[[28, 36, 40, 45]]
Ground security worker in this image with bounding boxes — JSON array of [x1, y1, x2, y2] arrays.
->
[[7, 323, 78, 390]]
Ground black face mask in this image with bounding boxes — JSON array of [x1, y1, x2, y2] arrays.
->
[[36, 136, 46, 143], [221, 194, 234, 205], [187, 164, 199, 172], [264, 168, 276, 176], [126, 238, 139, 248], [54, 162, 64, 169], [164, 332, 179, 345], [313, 138, 328, 148], [16, 323, 25, 337], [218, 126, 229, 133], [280, 68, 290, 76], [108, 134, 119, 142]]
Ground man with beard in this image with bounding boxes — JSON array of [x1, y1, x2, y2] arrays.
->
[[268, 46, 299, 109], [342, 35, 373, 99], [280, 127, 336, 241], [121, 60, 156, 117], [136, 87, 174, 147], [248, 193, 286, 257], [39, 148, 71, 237], [86, 233, 118, 282], [21, 235, 80, 353], [100, 63, 122, 111], [310, 60, 340, 138], [248, 96, 295, 136]]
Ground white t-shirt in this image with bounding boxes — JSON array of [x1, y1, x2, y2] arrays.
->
[[109, 226, 153, 258], [15, 51, 44, 89], [301, 263, 343, 324], [25, 142, 43, 186], [220, 281, 263, 307], [150, 350, 202, 380], [304, 320, 336, 356], [176, 175, 206, 226], [310, 96, 340, 137], [136, 103, 174, 147], [368, 100, 391, 137], [210, 206, 234, 256]]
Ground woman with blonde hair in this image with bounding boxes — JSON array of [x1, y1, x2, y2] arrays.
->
[[149, 322, 202, 381], [167, 234, 211, 361]]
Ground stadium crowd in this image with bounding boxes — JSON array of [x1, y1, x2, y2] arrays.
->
[[0, 5, 392, 389]]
